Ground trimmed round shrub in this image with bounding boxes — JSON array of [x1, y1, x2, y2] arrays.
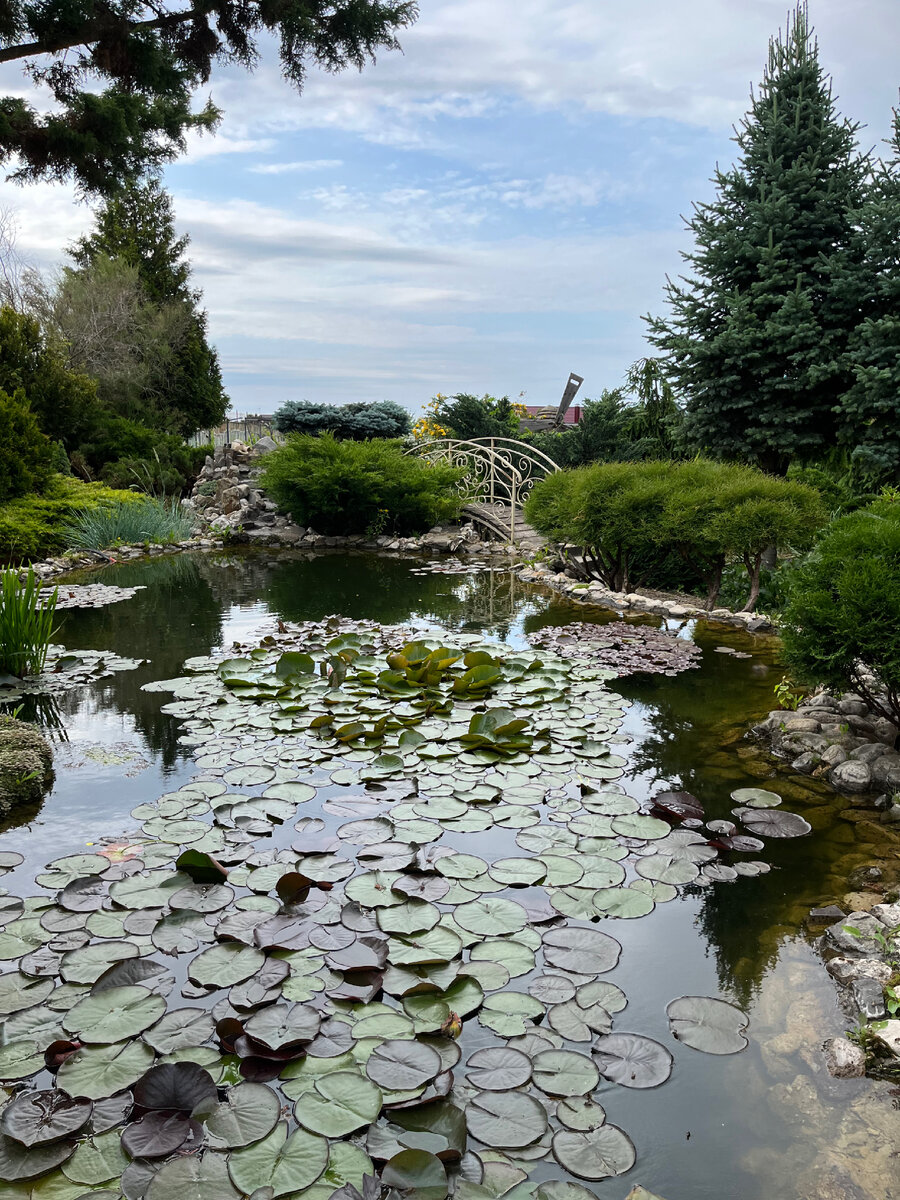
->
[[780, 499, 900, 725], [260, 434, 464, 536]]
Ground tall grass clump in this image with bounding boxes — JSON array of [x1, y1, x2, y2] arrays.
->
[[0, 569, 57, 677], [63, 497, 196, 549]]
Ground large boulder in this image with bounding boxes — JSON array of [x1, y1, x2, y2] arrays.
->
[[0, 715, 53, 814]]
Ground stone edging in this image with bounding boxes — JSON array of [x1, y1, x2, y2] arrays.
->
[[514, 562, 777, 632]]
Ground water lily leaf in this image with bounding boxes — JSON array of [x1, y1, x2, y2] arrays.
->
[[555, 1097, 607, 1132], [61, 1129, 129, 1184], [147, 1150, 241, 1200], [169, 883, 233, 913], [633, 855, 698, 886], [366, 1040, 442, 1091], [294, 1071, 383, 1136], [143, 1007, 215, 1054], [592, 1033, 673, 1089], [665, 995, 749, 1054], [733, 808, 811, 838], [527, 976, 576, 1005], [120, 1111, 198, 1159], [730, 787, 782, 808], [57, 1041, 155, 1101], [0, 1133, 75, 1181], [532, 1049, 599, 1097], [382, 1149, 448, 1200], [60, 942, 139, 986], [591, 887, 654, 919], [454, 899, 526, 937], [541, 928, 621, 975], [109, 872, 188, 910], [0, 1091, 91, 1148], [551, 1126, 635, 1180], [243, 1003, 321, 1049], [465, 1092, 548, 1149], [546, 999, 611, 1043], [649, 791, 704, 821], [478, 993, 544, 1038], [609, 813, 670, 840], [132, 1062, 218, 1117], [377, 901, 441, 937], [189, 943, 265, 988], [205, 1082, 281, 1149], [227, 1121, 328, 1198], [0, 1039, 43, 1080], [64, 986, 166, 1044], [465, 1047, 532, 1091], [469, 939, 535, 979], [151, 912, 212, 956], [0, 971, 54, 1016], [175, 849, 229, 884]]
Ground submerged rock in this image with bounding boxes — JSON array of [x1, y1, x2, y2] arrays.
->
[[0, 714, 53, 813], [822, 1036, 867, 1078]]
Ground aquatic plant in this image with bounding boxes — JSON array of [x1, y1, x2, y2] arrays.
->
[[0, 619, 811, 1196], [62, 496, 196, 549], [0, 568, 57, 676]]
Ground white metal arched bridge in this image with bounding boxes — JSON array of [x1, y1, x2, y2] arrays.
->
[[408, 437, 559, 549]]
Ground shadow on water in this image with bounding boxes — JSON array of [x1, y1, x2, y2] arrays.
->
[[1, 549, 897, 1200]]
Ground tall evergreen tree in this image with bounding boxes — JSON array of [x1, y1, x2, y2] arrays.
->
[[646, 4, 867, 475], [838, 110, 900, 484], [71, 178, 228, 435]]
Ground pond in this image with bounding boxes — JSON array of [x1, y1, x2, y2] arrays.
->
[[0, 550, 897, 1200]]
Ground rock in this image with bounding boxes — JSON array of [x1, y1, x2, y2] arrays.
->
[[807, 904, 846, 925], [825, 911, 887, 954], [839, 697, 869, 716], [848, 864, 884, 888], [849, 742, 892, 764], [873, 1019, 900, 1057], [880, 803, 900, 824], [791, 752, 819, 774], [778, 715, 822, 733], [871, 717, 899, 745], [841, 891, 884, 913], [851, 977, 887, 1019], [820, 744, 848, 767], [822, 1036, 867, 1078], [0, 715, 54, 813], [870, 901, 900, 926], [251, 436, 279, 456], [872, 754, 900, 788], [826, 956, 893, 985], [827, 759, 872, 793]]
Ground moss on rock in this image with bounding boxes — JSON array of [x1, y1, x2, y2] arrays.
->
[[0, 715, 53, 813]]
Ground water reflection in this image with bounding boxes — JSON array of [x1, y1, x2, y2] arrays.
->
[[1, 550, 897, 1199]]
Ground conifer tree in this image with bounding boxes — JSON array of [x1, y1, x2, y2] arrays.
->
[[646, 4, 866, 475], [71, 178, 228, 435], [838, 111, 900, 484]]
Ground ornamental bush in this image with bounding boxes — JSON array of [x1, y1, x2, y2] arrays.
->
[[524, 459, 825, 609], [780, 499, 900, 724], [260, 435, 464, 537], [274, 400, 411, 440], [0, 387, 52, 502], [0, 476, 144, 563]]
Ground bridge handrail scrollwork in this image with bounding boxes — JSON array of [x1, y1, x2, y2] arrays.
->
[[406, 437, 559, 542]]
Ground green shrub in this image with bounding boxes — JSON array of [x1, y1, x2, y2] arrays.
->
[[274, 400, 411, 440], [525, 459, 825, 609], [76, 412, 210, 494], [780, 499, 900, 724], [0, 387, 53, 501], [0, 569, 57, 676], [63, 496, 196, 548], [0, 476, 145, 563], [261, 434, 464, 536]]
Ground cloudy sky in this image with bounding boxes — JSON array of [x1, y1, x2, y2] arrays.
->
[[1, 0, 899, 418]]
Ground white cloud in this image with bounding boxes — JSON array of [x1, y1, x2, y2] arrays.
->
[[248, 158, 344, 175]]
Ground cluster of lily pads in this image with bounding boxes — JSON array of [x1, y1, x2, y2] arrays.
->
[[525, 623, 702, 677], [0, 648, 143, 700], [41, 586, 146, 612], [0, 617, 812, 1198]]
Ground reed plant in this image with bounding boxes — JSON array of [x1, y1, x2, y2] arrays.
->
[[63, 497, 196, 549], [0, 569, 57, 677]]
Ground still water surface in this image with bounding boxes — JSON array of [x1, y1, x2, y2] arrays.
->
[[1, 550, 897, 1199]]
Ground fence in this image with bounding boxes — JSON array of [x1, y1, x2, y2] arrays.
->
[[188, 418, 281, 449]]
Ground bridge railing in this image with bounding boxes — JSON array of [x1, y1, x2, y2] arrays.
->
[[407, 437, 559, 542]]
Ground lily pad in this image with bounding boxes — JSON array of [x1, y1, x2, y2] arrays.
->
[[466, 1091, 548, 1149], [551, 1126, 635, 1180], [665, 995, 750, 1054], [592, 1033, 673, 1089], [227, 1121, 329, 1197]]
